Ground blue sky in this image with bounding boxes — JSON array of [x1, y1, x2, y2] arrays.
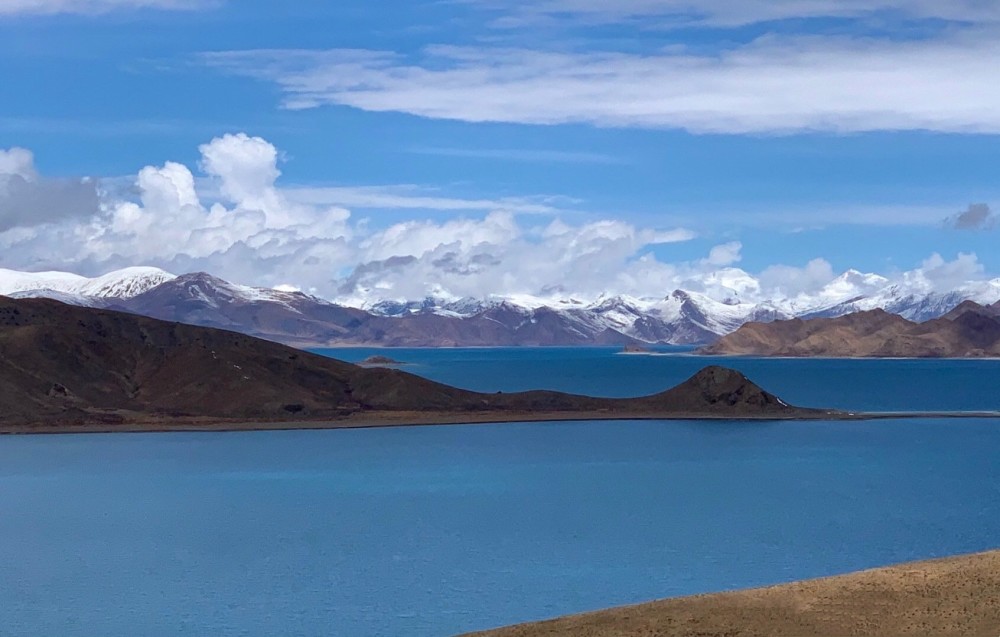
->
[[0, 0, 998, 301]]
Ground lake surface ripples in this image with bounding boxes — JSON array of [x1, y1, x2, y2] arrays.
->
[[2, 349, 998, 636]]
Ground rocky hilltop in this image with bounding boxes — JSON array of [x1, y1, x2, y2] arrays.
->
[[0, 296, 818, 431], [702, 301, 1000, 358]]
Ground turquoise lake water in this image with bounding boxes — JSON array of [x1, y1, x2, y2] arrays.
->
[[319, 346, 1000, 412], [1, 349, 999, 636]]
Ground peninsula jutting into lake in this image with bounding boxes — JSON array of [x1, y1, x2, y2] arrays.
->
[[1, 296, 833, 433]]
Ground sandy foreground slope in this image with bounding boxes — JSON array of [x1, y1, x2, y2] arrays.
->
[[465, 550, 1000, 637]]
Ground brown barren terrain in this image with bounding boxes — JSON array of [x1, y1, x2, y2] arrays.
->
[[702, 301, 1000, 357], [466, 550, 1000, 637], [0, 296, 822, 433]]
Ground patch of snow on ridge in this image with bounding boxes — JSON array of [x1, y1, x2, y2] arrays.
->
[[167, 273, 320, 313], [7, 289, 105, 307], [80, 267, 176, 298], [0, 269, 88, 296], [0, 266, 175, 299]]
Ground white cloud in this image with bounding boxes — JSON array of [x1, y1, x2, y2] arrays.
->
[[758, 258, 836, 298], [203, 30, 1000, 134], [285, 185, 563, 215], [909, 252, 986, 292], [335, 215, 695, 302], [754, 253, 994, 304], [0, 147, 36, 178], [1, 136, 354, 292], [475, 0, 1000, 28], [704, 241, 742, 267], [0, 135, 694, 300], [3, 136, 993, 308], [405, 146, 623, 165], [200, 133, 280, 206], [0, 0, 215, 15]]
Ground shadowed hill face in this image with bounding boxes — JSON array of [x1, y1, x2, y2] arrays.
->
[[703, 304, 1000, 358], [943, 300, 1000, 320], [0, 296, 808, 429], [646, 365, 790, 411], [0, 296, 472, 424]]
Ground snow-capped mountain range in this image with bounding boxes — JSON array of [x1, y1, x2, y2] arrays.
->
[[0, 266, 175, 303], [2, 266, 999, 346]]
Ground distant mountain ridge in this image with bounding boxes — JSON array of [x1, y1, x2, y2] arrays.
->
[[2, 266, 999, 347], [702, 301, 1000, 358]]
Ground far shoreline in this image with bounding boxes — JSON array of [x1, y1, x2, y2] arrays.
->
[[307, 344, 1000, 360], [3, 409, 999, 437]]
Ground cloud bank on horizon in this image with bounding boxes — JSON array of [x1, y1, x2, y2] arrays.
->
[[1, 0, 998, 304], [0, 134, 992, 307], [0, 134, 698, 301]]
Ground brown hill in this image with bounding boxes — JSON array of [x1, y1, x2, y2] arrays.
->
[[701, 303, 1000, 358], [943, 299, 1000, 320], [0, 296, 814, 431], [465, 550, 1000, 637]]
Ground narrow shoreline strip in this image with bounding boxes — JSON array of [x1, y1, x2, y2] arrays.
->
[[3, 409, 999, 436]]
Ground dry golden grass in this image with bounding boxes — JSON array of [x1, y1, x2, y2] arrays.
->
[[465, 551, 1000, 637]]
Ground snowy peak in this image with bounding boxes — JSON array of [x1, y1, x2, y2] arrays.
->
[[804, 277, 1000, 322], [81, 267, 176, 298], [0, 269, 87, 296], [7, 289, 105, 308], [134, 272, 322, 310], [0, 266, 175, 299], [3, 265, 1000, 346]]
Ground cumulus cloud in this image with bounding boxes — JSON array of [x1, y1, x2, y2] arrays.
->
[[0, 135, 695, 300], [945, 203, 996, 231], [756, 253, 993, 304], [758, 258, 836, 298], [204, 31, 1000, 134], [3, 135, 993, 308], [85, 133, 355, 290], [337, 214, 695, 302], [704, 241, 742, 267], [0, 147, 99, 232], [909, 252, 986, 291], [0, 0, 215, 15]]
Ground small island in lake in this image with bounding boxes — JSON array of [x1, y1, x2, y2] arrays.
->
[[358, 355, 408, 367], [620, 344, 651, 354]]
